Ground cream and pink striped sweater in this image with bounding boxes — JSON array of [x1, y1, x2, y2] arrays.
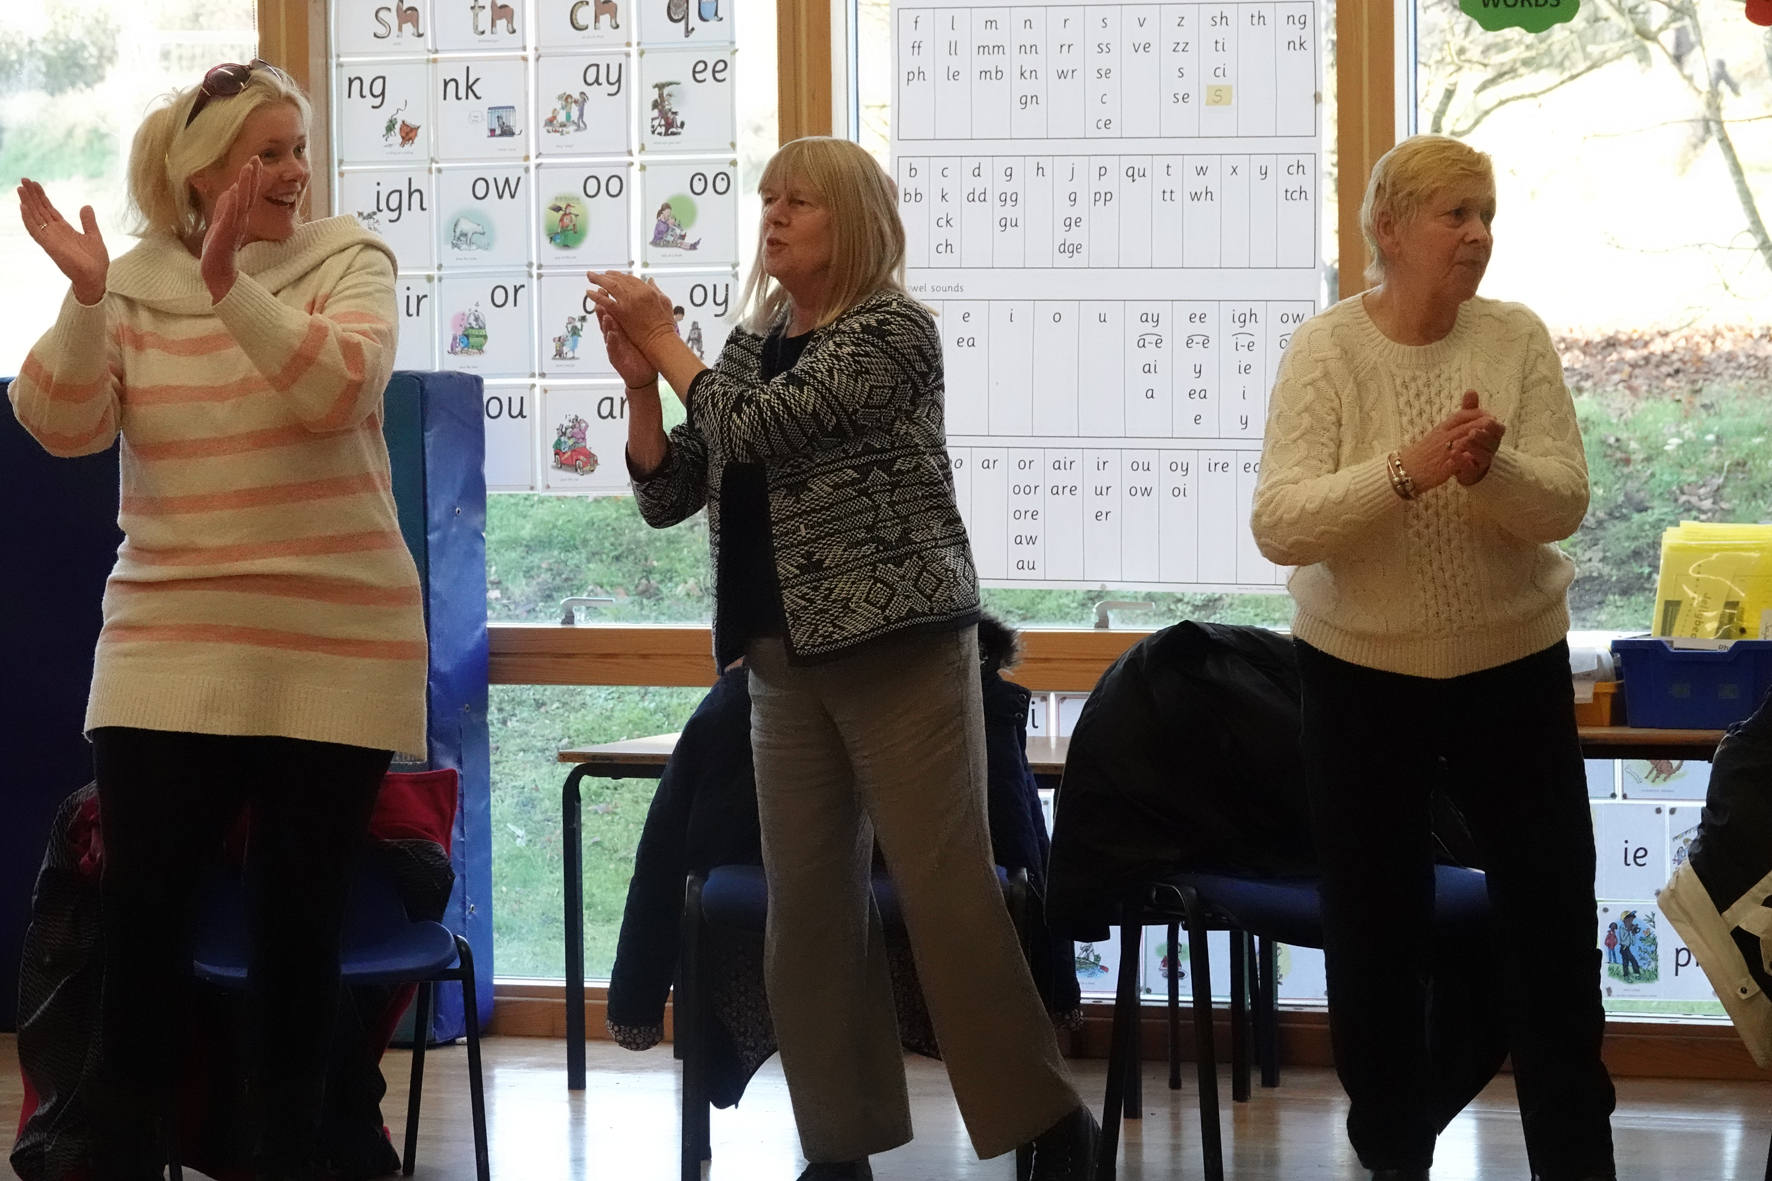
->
[[10, 216, 428, 756]]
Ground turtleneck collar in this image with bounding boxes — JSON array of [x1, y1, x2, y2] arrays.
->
[[105, 216, 397, 314]]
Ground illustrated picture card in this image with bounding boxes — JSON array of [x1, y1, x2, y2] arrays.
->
[[637, 0, 732, 47], [1622, 758, 1712, 801], [537, 271, 618, 379], [333, 0, 432, 55], [1593, 802, 1668, 903], [436, 166, 532, 268], [1074, 928, 1120, 996], [638, 48, 736, 153], [335, 60, 431, 164], [1139, 924, 1183, 999], [481, 382, 538, 491], [1667, 804, 1701, 878], [535, 162, 635, 267], [433, 0, 526, 52], [542, 383, 638, 493], [392, 275, 437, 371], [537, 0, 631, 50], [645, 269, 738, 367], [1585, 759, 1617, 800], [641, 159, 739, 267], [340, 168, 436, 271], [536, 52, 634, 157], [434, 56, 529, 161], [437, 271, 536, 377], [1274, 943, 1327, 1003], [1659, 907, 1720, 1003], [1599, 903, 1662, 1001]]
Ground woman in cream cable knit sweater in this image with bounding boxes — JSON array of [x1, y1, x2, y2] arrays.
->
[[1251, 136, 1614, 1181], [11, 63, 422, 1181]]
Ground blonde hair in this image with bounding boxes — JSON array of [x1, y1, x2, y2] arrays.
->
[[736, 137, 907, 334], [127, 65, 312, 239], [1359, 134, 1494, 285]]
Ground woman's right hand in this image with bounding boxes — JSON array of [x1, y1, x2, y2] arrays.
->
[[598, 309, 658, 388], [1398, 390, 1505, 494], [17, 179, 108, 305]]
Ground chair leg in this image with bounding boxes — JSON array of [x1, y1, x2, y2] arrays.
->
[[403, 981, 432, 1176], [1257, 937, 1280, 1089], [563, 763, 592, 1091], [1166, 920, 1182, 1092], [1180, 889, 1224, 1181], [680, 876, 709, 1181], [1094, 918, 1143, 1181], [1122, 922, 1142, 1121], [1229, 931, 1250, 1103], [456, 937, 492, 1181]]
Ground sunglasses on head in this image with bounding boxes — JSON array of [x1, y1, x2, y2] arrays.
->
[[186, 59, 290, 128]]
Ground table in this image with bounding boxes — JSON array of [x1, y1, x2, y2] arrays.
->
[[553, 724, 1724, 1088]]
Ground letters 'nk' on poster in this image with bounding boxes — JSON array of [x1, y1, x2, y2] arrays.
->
[[890, 0, 1324, 590]]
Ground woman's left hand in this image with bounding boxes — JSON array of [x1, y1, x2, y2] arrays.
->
[[586, 270, 678, 357], [1449, 391, 1505, 485], [201, 157, 263, 304]]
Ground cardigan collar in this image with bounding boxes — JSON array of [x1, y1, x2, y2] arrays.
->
[[106, 216, 397, 314]]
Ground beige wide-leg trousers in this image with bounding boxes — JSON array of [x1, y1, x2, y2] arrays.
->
[[746, 627, 1080, 1164]]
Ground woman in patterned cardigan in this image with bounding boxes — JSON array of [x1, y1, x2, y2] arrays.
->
[[588, 137, 1095, 1181]]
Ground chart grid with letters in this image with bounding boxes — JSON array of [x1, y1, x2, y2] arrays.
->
[[893, 0, 1322, 591]]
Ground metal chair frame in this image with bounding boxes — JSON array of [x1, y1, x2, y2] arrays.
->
[[1094, 886, 1282, 1181], [173, 905, 490, 1181]]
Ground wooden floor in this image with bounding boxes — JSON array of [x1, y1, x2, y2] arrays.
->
[[4, 1033, 1770, 1180]]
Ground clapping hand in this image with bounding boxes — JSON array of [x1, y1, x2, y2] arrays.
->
[[201, 156, 264, 304], [598, 309, 658, 388], [18, 179, 109, 305], [1401, 390, 1505, 493], [585, 270, 679, 356]]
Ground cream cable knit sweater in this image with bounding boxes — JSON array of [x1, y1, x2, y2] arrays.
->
[[1250, 294, 1589, 679], [10, 217, 428, 755]]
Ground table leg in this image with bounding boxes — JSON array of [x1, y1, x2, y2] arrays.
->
[[563, 763, 592, 1090]]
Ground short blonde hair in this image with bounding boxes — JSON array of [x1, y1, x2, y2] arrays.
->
[[736, 137, 907, 333], [1359, 134, 1494, 284], [127, 65, 312, 239]]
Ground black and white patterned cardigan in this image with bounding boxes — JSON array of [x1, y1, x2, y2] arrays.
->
[[632, 288, 980, 666]]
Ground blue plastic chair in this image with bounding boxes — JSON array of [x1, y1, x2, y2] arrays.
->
[[1092, 865, 1493, 1181], [679, 863, 1033, 1181], [182, 864, 490, 1181]]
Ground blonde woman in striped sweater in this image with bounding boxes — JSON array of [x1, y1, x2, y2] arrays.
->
[[11, 61, 423, 1181]]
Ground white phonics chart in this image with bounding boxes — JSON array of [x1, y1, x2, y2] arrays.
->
[[891, 0, 1322, 589], [331, 0, 740, 492]]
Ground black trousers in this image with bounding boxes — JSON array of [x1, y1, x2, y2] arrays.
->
[[1296, 639, 1615, 1179], [88, 727, 391, 1181]]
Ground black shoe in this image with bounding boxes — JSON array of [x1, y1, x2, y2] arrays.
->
[[1029, 1105, 1100, 1181], [1371, 1171, 1429, 1181], [797, 1162, 872, 1180]]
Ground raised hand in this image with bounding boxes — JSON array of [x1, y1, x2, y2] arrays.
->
[[585, 269, 679, 356], [18, 179, 109, 305], [201, 156, 264, 303], [598, 309, 658, 387]]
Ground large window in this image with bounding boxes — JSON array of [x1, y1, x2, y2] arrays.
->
[[0, 0, 259, 377], [460, 0, 779, 980], [1416, 0, 1769, 1016]]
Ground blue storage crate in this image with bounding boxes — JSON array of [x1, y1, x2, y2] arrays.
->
[[1611, 638, 1772, 729]]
